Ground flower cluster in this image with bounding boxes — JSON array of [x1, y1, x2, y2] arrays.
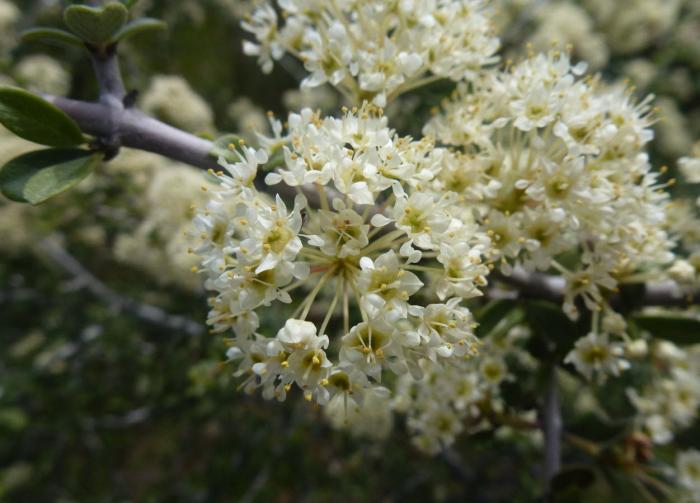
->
[[665, 145, 700, 286], [393, 324, 534, 454], [627, 339, 700, 445], [242, 0, 499, 106], [113, 151, 215, 291], [425, 50, 674, 318], [193, 104, 490, 408]]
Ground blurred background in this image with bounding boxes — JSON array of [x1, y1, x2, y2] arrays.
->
[[1, 0, 699, 501]]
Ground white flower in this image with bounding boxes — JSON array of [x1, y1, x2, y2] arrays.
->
[[676, 450, 700, 498], [668, 259, 697, 284], [565, 332, 630, 382], [277, 319, 319, 350], [679, 156, 700, 183], [357, 250, 423, 319]]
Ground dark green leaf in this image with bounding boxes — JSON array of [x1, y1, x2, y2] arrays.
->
[[0, 149, 99, 204], [0, 87, 84, 147], [475, 299, 517, 337], [114, 18, 166, 43], [632, 313, 700, 345], [673, 183, 700, 201], [64, 2, 129, 45], [525, 300, 583, 359], [551, 466, 597, 502], [21, 28, 84, 48]]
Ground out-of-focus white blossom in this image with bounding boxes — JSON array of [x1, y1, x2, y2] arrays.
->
[[528, 2, 609, 70], [111, 150, 217, 291], [679, 144, 700, 183], [628, 341, 700, 444], [584, 0, 682, 55], [140, 75, 214, 132], [282, 86, 339, 114], [564, 331, 630, 382], [676, 449, 700, 503], [0, 0, 19, 55], [14, 55, 71, 96], [655, 98, 694, 159], [227, 97, 269, 143]]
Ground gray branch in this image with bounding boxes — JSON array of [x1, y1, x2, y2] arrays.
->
[[44, 37, 220, 171], [37, 237, 204, 337], [495, 266, 699, 309], [46, 95, 220, 170], [542, 366, 562, 497]]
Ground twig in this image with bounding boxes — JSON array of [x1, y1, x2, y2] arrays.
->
[[542, 365, 562, 498], [439, 447, 472, 483], [239, 465, 270, 503], [46, 94, 220, 170], [494, 266, 700, 308], [37, 237, 204, 337]]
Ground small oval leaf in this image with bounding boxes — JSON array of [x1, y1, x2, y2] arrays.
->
[[21, 28, 84, 48], [114, 18, 166, 43], [0, 87, 85, 147], [64, 2, 129, 45], [0, 149, 99, 204]]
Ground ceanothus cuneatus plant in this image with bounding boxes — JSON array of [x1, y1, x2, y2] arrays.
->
[[1, 0, 699, 499]]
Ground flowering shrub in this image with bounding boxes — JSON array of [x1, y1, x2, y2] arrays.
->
[[1, 0, 699, 500]]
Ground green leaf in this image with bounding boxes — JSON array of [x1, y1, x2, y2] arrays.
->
[[114, 18, 166, 43], [632, 313, 700, 345], [64, 2, 129, 45], [525, 300, 584, 360], [0, 149, 99, 205], [475, 299, 517, 337], [674, 183, 700, 201], [0, 87, 85, 147], [21, 28, 84, 48], [0, 408, 28, 431], [551, 466, 597, 502]]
